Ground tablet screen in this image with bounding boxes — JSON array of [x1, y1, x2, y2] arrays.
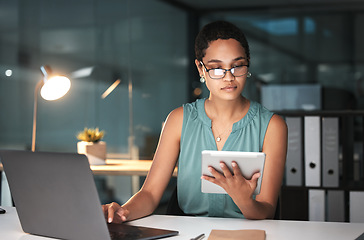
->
[[201, 150, 265, 195]]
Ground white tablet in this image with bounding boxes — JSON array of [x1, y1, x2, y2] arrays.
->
[[201, 150, 265, 195]]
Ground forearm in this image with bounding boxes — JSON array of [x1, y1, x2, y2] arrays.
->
[[236, 197, 275, 220], [121, 190, 160, 221]]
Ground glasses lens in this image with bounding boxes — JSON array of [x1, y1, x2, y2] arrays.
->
[[205, 64, 249, 79], [232, 66, 248, 77], [210, 69, 225, 79]]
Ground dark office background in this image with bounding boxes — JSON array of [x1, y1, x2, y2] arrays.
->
[[1, 0, 363, 157], [1, 0, 364, 209]]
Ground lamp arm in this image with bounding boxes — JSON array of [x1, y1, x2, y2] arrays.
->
[[31, 80, 44, 152]]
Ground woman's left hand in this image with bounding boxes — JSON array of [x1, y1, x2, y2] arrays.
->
[[201, 161, 261, 202]]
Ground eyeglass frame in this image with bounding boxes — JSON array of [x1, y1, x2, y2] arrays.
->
[[200, 61, 250, 80]]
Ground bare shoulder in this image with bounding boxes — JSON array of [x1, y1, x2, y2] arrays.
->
[[268, 114, 287, 133], [263, 114, 288, 152], [263, 114, 288, 154], [164, 106, 183, 129], [166, 106, 183, 122], [161, 106, 184, 140]]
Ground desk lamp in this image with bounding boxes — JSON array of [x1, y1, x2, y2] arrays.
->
[[31, 66, 71, 151]]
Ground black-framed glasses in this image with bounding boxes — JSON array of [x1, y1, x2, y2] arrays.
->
[[200, 61, 250, 79]]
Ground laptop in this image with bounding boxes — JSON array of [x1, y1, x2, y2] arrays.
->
[[0, 150, 178, 240]]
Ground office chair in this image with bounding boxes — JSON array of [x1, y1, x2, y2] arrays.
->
[[166, 186, 188, 216]]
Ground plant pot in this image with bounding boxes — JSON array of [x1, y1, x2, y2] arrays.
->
[[77, 141, 107, 165]]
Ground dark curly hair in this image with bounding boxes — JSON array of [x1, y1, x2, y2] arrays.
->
[[195, 21, 250, 63]]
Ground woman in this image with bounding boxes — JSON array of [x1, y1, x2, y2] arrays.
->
[[103, 21, 287, 222]]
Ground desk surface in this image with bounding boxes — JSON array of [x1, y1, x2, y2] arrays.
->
[[1, 159, 178, 177], [91, 159, 178, 176], [1, 206, 363, 240]]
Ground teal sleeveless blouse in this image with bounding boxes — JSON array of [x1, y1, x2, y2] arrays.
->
[[177, 98, 274, 218]]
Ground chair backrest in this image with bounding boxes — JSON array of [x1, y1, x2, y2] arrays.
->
[[274, 196, 281, 220], [166, 186, 187, 216]]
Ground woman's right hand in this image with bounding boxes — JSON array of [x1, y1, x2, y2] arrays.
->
[[102, 202, 129, 223]]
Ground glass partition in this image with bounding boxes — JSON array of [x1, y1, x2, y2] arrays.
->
[[0, 0, 188, 158], [200, 9, 363, 110]]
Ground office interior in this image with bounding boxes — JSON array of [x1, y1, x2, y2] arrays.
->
[[1, 0, 364, 222]]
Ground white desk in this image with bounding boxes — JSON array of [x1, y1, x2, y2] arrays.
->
[[1, 206, 363, 240]]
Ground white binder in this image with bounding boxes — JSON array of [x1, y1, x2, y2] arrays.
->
[[1, 171, 12, 206], [285, 117, 302, 186], [327, 190, 345, 222], [304, 116, 321, 187], [309, 189, 325, 221], [350, 191, 364, 223], [322, 117, 339, 187]]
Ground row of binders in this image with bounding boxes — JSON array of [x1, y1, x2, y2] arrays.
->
[[285, 116, 340, 187], [285, 115, 364, 222], [309, 189, 364, 222]]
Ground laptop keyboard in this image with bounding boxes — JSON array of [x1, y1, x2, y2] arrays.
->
[[107, 222, 178, 240], [108, 223, 143, 240]]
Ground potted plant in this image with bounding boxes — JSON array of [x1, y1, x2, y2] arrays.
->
[[76, 127, 106, 165]]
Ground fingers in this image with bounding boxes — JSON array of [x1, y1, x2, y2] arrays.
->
[[116, 208, 128, 222], [250, 172, 261, 186], [102, 202, 127, 223], [245, 172, 261, 192], [219, 162, 233, 178], [202, 162, 237, 181], [212, 161, 243, 179], [201, 162, 260, 190], [201, 162, 262, 202], [102, 204, 109, 219], [107, 203, 116, 223], [102, 204, 110, 218], [231, 161, 242, 176], [251, 172, 261, 181], [201, 162, 236, 187], [201, 169, 218, 184]]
